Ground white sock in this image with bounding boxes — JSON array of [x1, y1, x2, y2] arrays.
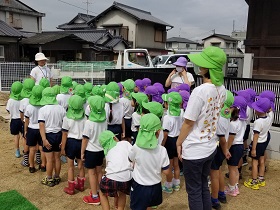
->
[[165, 181, 172, 188], [228, 184, 235, 191], [172, 178, 180, 186]]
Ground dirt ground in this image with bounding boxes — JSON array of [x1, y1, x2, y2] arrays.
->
[[0, 92, 280, 210]]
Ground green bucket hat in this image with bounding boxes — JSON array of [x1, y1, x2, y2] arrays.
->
[[72, 81, 78, 90], [84, 82, 93, 99], [167, 92, 182, 116], [220, 90, 234, 119], [99, 130, 117, 156], [121, 79, 135, 100], [105, 82, 120, 103], [142, 102, 164, 118], [52, 85, 60, 96], [39, 78, 50, 88], [29, 85, 44, 106], [40, 87, 58, 105], [188, 46, 226, 86], [21, 78, 35, 98], [74, 84, 86, 103], [131, 92, 149, 114], [92, 85, 105, 97], [66, 95, 85, 120], [88, 95, 106, 122], [10, 81, 23, 101], [162, 94, 168, 102], [60, 76, 73, 94], [136, 113, 162, 149]]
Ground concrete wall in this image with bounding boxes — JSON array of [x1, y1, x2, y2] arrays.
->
[[204, 37, 226, 48], [96, 10, 137, 48]]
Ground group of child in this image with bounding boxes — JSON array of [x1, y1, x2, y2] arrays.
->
[[6, 71, 275, 209]]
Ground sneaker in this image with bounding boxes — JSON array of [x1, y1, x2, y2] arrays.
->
[[162, 185, 173, 193], [242, 161, 248, 166], [41, 177, 55, 187], [224, 186, 237, 197], [212, 201, 221, 210], [218, 194, 227, 203], [244, 180, 259, 190], [39, 165, 46, 172], [151, 206, 158, 209], [83, 194, 100, 205], [235, 186, 240, 195], [60, 155, 67, 163], [172, 184, 180, 192], [53, 177, 61, 185], [15, 149, 20, 158], [258, 180, 266, 187], [29, 167, 36, 173]]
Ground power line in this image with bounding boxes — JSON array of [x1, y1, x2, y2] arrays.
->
[[57, 0, 98, 15]]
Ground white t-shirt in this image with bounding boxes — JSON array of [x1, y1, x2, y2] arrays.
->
[[105, 102, 124, 125], [25, 104, 41, 129], [214, 116, 230, 142], [30, 66, 53, 85], [268, 111, 274, 127], [62, 116, 86, 140], [158, 130, 164, 145], [131, 112, 141, 132], [105, 141, 133, 182], [171, 72, 194, 88], [56, 94, 71, 111], [128, 144, 170, 186], [85, 105, 90, 117], [38, 104, 66, 133], [19, 98, 30, 114], [82, 120, 107, 152], [246, 107, 253, 125], [162, 115, 183, 137], [182, 83, 226, 160], [119, 97, 134, 119], [251, 116, 271, 143], [6, 98, 21, 119], [229, 119, 247, 145]]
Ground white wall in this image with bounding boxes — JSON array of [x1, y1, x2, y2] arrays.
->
[[96, 10, 137, 48], [204, 37, 226, 48]]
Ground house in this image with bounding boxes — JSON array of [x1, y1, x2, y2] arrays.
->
[[0, 20, 23, 61], [0, 0, 45, 33], [202, 33, 240, 56], [166, 37, 199, 52], [21, 29, 128, 62], [87, 1, 173, 56], [57, 13, 95, 30], [231, 30, 246, 53]]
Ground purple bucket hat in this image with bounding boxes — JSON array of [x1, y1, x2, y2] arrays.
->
[[173, 56, 188, 68], [234, 90, 252, 108], [179, 90, 190, 110], [257, 90, 276, 111], [142, 78, 151, 87], [232, 96, 248, 120], [251, 98, 271, 114], [145, 86, 163, 103], [118, 82, 123, 97], [135, 79, 145, 92], [177, 84, 190, 92], [245, 88, 257, 102], [168, 88, 179, 93], [153, 83, 165, 94]]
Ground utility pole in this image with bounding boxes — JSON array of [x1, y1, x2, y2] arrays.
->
[[83, 0, 92, 16], [233, 20, 235, 32], [212, 29, 215, 35]]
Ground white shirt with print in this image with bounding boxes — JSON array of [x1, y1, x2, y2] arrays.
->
[[171, 72, 194, 89]]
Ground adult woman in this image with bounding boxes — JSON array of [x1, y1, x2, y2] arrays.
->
[[30, 53, 53, 86], [176, 47, 227, 210], [165, 57, 194, 88]]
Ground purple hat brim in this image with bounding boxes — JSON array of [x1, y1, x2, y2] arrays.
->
[[251, 102, 266, 113]]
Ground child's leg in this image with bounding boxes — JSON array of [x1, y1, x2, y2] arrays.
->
[[45, 152, 54, 178], [67, 158, 74, 181], [228, 165, 238, 187], [77, 159, 85, 178], [54, 151, 61, 177], [28, 146, 36, 168], [210, 169, 219, 199], [14, 134, 20, 149], [218, 169, 225, 193], [99, 192, 110, 210], [96, 166, 103, 192], [88, 168, 98, 195], [117, 191, 126, 210], [173, 157, 180, 180], [39, 146, 46, 167], [258, 156, 265, 177], [252, 159, 258, 180]]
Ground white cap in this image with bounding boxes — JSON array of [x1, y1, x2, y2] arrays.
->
[[35, 53, 48, 61]]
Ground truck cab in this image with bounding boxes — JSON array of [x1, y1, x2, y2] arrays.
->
[[153, 54, 194, 69]]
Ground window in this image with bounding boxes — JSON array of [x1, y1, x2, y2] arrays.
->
[[211, 42, 221, 47], [166, 42, 172, 48], [186, 43, 190, 48], [0, 46, 4, 58], [120, 26, 129, 41], [128, 52, 149, 67], [155, 29, 167, 42]]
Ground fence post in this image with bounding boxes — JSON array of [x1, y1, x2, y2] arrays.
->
[[0, 63, 2, 91]]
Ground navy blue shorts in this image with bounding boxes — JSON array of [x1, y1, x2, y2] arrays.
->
[[164, 136, 178, 159], [43, 132, 62, 153], [84, 150, 104, 169], [10, 118, 23, 135], [227, 144, 243, 166], [26, 128, 42, 147], [130, 180, 162, 210], [243, 124, 250, 141], [65, 138, 82, 160], [211, 146, 225, 170], [249, 141, 269, 160], [131, 131, 138, 145], [124, 118, 132, 138], [100, 176, 132, 197], [108, 124, 122, 141]]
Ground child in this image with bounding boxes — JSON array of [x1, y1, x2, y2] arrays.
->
[[39, 78, 50, 88], [210, 90, 234, 209], [56, 76, 73, 110], [119, 79, 135, 143], [118, 82, 123, 98], [161, 92, 183, 193], [134, 79, 144, 93], [244, 98, 272, 190], [19, 78, 35, 167], [99, 130, 133, 210], [130, 92, 148, 144], [104, 82, 125, 141], [61, 95, 86, 195], [38, 87, 66, 187], [129, 113, 170, 210], [24, 85, 44, 173], [225, 96, 247, 196], [145, 86, 159, 102], [82, 95, 107, 205], [179, 90, 190, 111], [161, 93, 168, 118], [6, 81, 23, 158], [84, 82, 93, 100], [142, 78, 151, 90], [52, 85, 61, 96], [74, 84, 87, 110]]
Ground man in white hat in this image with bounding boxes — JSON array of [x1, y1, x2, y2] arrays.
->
[[30, 53, 53, 86]]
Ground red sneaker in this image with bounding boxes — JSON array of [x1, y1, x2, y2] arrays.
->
[[83, 194, 100, 205]]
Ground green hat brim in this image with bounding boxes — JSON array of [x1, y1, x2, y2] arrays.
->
[[188, 53, 218, 69], [40, 96, 58, 105], [29, 96, 41, 106], [21, 89, 32, 98], [10, 93, 23, 101], [66, 109, 84, 120]]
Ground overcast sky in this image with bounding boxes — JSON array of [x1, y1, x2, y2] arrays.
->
[[23, 0, 248, 41]]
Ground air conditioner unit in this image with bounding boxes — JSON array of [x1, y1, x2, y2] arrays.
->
[[76, 53, 82, 60]]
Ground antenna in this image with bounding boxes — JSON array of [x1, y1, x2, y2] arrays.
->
[[233, 20, 235, 32], [83, 0, 93, 16], [179, 28, 181, 37]]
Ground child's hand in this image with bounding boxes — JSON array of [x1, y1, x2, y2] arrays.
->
[[81, 153, 85, 162], [251, 149, 256, 157], [224, 149, 231, 160], [121, 132, 125, 139], [177, 145, 182, 162], [43, 139, 52, 150]]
